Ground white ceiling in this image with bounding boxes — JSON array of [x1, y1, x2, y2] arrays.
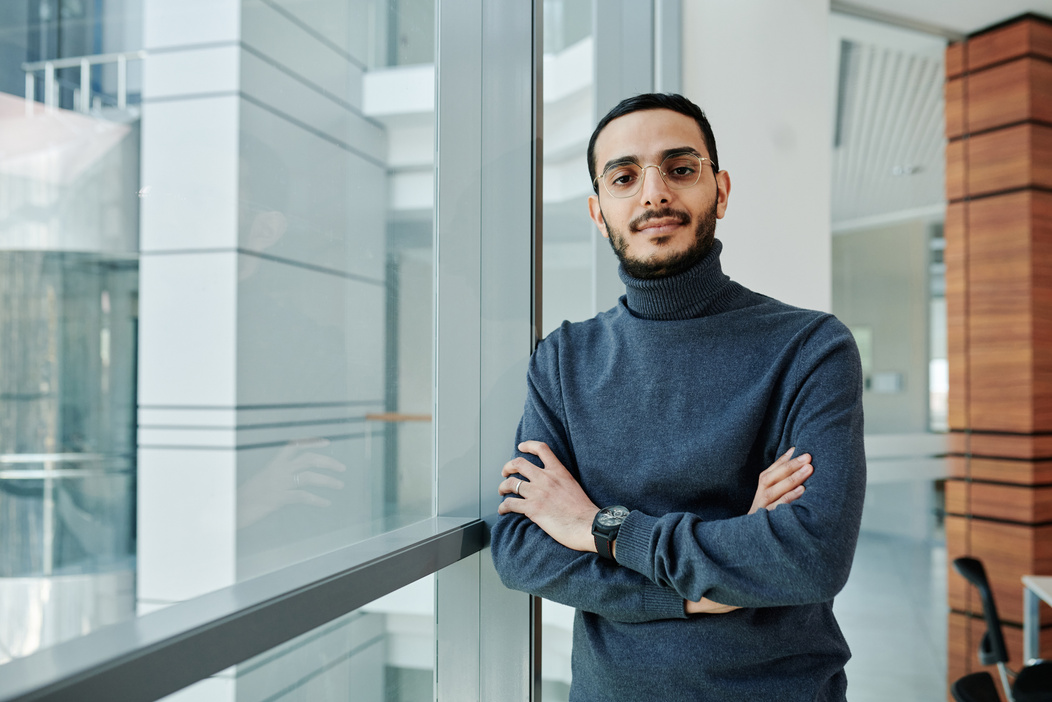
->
[[840, 0, 1052, 36], [828, 2, 1052, 228]]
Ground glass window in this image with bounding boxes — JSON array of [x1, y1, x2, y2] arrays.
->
[[0, 0, 437, 662], [157, 575, 436, 702]]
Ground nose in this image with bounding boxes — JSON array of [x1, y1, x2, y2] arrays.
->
[[638, 164, 672, 205]]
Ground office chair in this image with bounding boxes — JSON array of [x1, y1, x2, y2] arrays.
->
[[953, 557, 1052, 702], [951, 671, 1004, 702]]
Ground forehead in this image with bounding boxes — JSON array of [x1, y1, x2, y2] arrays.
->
[[594, 108, 709, 163]]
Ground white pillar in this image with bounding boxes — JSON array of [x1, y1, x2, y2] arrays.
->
[[682, 0, 833, 312]]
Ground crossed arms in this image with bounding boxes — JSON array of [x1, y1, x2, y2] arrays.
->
[[489, 319, 866, 622], [497, 442, 814, 614]]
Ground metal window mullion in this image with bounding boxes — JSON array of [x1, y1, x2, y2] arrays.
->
[[433, 0, 485, 700], [477, 0, 543, 700]]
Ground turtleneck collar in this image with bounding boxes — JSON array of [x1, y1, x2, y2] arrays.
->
[[618, 238, 738, 321]]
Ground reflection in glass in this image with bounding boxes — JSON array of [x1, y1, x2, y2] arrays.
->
[[539, 2, 594, 699], [159, 576, 435, 702], [0, 253, 138, 663], [232, 0, 436, 579]]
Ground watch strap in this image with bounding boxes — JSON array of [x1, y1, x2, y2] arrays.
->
[[594, 530, 616, 560]]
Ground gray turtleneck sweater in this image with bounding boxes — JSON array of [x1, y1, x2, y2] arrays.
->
[[490, 240, 866, 701]]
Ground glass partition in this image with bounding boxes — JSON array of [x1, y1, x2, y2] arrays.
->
[[157, 575, 436, 702], [0, 0, 438, 663]]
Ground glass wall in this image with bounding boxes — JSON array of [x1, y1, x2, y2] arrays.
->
[[0, 0, 541, 698], [0, 0, 143, 660], [0, 0, 440, 665]]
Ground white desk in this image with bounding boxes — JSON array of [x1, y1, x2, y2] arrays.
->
[[1023, 576, 1052, 662]]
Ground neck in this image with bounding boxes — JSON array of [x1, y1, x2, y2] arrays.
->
[[619, 239, 734, 321]]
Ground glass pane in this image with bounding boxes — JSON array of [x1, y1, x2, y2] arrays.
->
[[541, 0, 595, 337], [539, 1, 594, 698], [158, 575, 436, 702], [0, 0, 436, 663]]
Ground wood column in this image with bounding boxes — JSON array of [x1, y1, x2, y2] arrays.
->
[[944, 14, 1052, 695]]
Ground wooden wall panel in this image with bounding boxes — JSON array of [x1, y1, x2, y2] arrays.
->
[[966, 124, 1052, 196], [945, 479, 967, 515], [968, 60, 1030, 133], [947, 613, 976, 697], [946, 17, 1052, 692], [1034, 192, 1052, 431], [968, 457, 1052, 484], [945, 202, 968, 430], [971, 520, 1052, 625], [970, 482, 1052, 522], [946, 77, 965, 139], [939, 480, 1052, 524], [947, 42, 965, 79], [967, 19, 1052, 72], [949, 612, 1052, 701], [967, 192, 1036, 432], [947, 516, 1052, 626], [946, 139, 966, 201]]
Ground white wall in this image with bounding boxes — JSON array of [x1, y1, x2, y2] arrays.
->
[[682, 0, 832, 312]]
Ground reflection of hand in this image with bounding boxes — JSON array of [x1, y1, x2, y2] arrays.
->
[[237, 438, 347, 529]]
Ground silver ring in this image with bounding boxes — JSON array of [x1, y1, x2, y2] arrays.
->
[[514, 479, 523, 496]]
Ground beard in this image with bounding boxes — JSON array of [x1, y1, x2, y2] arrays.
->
[[604, 198, 718, 280]]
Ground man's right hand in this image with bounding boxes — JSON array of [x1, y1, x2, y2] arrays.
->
[[684, 448, 814, 615]]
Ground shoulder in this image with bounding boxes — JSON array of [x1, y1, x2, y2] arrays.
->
[[536, 305, 624, 353], [732, 292, 851, 339]]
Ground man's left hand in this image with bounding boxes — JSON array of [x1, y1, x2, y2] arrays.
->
[[498, 440, 599, 553]]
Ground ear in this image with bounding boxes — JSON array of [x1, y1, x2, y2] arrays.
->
[[588, 194, 609, 239], [714, 170, 731, 219]]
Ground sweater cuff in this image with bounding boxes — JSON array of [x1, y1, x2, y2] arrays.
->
[[614, 511, 690, 618], [615, 509, 659, 577], [616, 510, 686, 619]]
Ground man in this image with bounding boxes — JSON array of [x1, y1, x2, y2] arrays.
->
[[490, 93, 866, 701]]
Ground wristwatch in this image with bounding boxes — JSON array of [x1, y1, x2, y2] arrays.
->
[[592, 505, 630, 560]]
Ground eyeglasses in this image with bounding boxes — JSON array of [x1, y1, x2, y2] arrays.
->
[[594, 153, 717, 199]]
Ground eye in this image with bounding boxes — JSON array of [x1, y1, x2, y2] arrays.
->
[[605, 167, 639, 189], [663, 157, 698, 181]]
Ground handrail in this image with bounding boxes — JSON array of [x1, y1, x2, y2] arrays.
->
[[0, 516, 485, 702], [22, 50, 147, 113]]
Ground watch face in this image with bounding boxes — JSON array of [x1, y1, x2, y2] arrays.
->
[[597, 505, 630, 527]]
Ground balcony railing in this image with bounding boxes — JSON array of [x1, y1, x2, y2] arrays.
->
[[22, 50, 147, 114]]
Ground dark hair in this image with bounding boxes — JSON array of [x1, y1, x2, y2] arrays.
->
[[587, 93, 719, 193]]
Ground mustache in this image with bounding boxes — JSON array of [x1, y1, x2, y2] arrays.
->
[[629, 207, 690, 232]]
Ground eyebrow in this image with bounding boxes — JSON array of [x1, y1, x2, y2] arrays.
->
[[600, 147, 704, 174]]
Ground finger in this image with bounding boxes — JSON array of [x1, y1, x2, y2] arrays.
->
[[293, 453, 347, 473], [767, 485, 805, 509], [497, 477, 527, 497], [296, 471, 344, 490], [286, 491, 332, 508], [518, 441, 565, 473], [291, 437, 330, 450], [760, 451, 811, 485], [766, 464, 812, 503], [497, 492, 528, 515], [758, 447, 795, 479], [501, 457, 540, 478]]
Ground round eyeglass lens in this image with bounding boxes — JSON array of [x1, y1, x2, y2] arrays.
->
[[601, 154, 706, 198]]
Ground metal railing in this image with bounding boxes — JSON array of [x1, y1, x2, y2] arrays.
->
[[22, 50, 147, 113], [0, 516, 485, 702]]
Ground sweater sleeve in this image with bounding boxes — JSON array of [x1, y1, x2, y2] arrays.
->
[[614, 317, 867, 607], [489, 334, 688, 623]]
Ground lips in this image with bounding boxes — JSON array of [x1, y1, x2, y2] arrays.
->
[[630, 209, 690, 233]]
